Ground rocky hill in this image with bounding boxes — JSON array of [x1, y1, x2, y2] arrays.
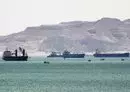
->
[[0, 18, 130, 53]]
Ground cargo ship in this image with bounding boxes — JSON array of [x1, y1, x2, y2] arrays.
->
[[62, 50, 85, 59], [47, 50, 85, 59], [93, 49, 129, 57], [47, 52, 62, 57], [2, 47, 28, 61]]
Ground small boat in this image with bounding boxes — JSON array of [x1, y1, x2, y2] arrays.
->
[[44, 61, 50, 64], [2, 47, 28, 61]]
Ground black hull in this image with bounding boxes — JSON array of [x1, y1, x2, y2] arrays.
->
[[2, 56, 28, 61], [63, 54, 85, 58], [94, 53, 129, 57]]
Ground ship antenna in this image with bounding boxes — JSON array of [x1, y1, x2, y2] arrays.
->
[[6, 47, 8, 51]]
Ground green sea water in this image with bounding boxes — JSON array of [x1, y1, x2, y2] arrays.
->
[[0, 57, 130, 92]]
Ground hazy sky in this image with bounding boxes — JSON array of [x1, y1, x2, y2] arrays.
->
[[0, 0, 130, 36]]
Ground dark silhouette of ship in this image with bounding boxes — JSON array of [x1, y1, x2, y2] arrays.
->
[[2, 47, 28, 61], [62, 50, 85, 59], [47, 50, 85, 59], [47, 52, 62, 57], [93, 49, 129, 57]]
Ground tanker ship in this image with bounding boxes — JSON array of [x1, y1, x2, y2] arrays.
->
[[93, 49, 129, 57], [62, 50, 85, 59], [47, 52, 62, 57], [47, 50, 85, 59]]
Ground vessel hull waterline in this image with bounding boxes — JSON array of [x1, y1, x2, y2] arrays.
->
[[2, 56, 28, 61], [93, 53, 129, 57]]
